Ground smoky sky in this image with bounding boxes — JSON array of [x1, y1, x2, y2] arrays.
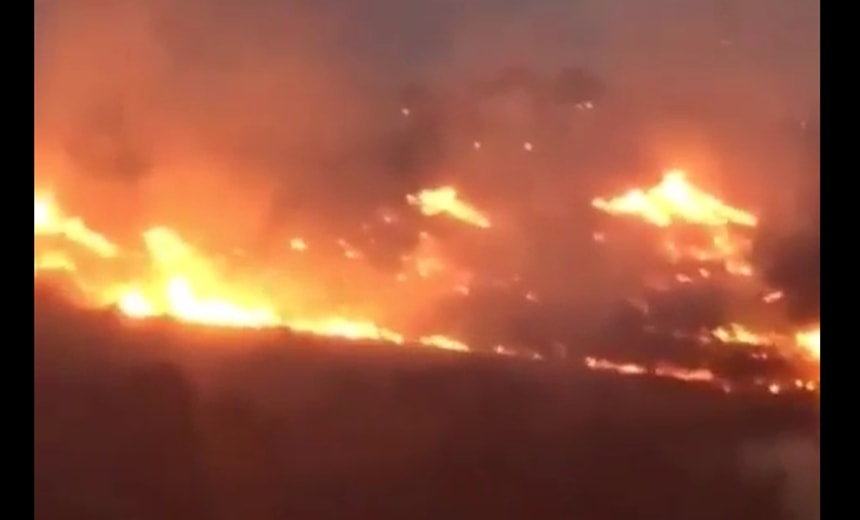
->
[[33, 0, 819, 249], [315, 0, 818, 100], [36, 0, 819, 89]]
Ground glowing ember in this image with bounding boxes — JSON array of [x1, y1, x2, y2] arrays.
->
[[585, 357, 717, 385], [288, 318, 405, 343], [418, 334, 470, 352], [762, 290, 784, 303], [711, 323, 774, 346]]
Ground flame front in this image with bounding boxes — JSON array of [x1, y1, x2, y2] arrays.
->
[[33, 190, 474, 351], [114, 227, 280, 328], [35, 162, 818, 395]]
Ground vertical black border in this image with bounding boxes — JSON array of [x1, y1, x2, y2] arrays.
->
[[28, 3, 38, 520], [817, 0, 825, 514]]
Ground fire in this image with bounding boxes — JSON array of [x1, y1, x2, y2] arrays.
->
[[288, 318, 404, 344], [705, 321, 820, 387], [33, 190, 478, 349], [591, 170, 819, 389], [592, 169, 757, 275], [794, 324, 820, 361], [34, 192, 118, 264], [407, 186, 491, 228], [709, 321, 820, 362], [418, 335, 470, 352], [592, 169, 757, 228], [583, 355, 816, 394], [585, 356, 716, 384], [113, 227, 281, 329], [34, 168, 818, 395], [711, 323, 774, 346], [117, 278, 279, 329]]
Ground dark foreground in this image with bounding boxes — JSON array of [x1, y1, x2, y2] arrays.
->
[[34, 292, 819, 520]]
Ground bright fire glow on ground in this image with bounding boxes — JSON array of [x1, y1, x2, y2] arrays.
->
[[35, 168, 818, 393]]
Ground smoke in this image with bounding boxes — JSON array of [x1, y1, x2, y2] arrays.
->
[[34, 0, 819, 338], [420, 0, 820, 319], [35, 0, 392, 248]]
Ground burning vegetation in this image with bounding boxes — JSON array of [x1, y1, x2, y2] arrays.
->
[[34, 0, 819, 403], [34, 166, 819, 396]]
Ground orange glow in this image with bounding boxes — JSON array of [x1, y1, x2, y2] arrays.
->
[[34, 161, 818, 396]]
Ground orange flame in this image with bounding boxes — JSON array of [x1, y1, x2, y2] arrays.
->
[[407, 186, 491, 228], [592, 169, 757, 228], [592, 169, 757, 276]]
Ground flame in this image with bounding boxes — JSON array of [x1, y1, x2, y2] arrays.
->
[[592, 169, 757, 228], [705, 321, 820, 387], [33, 193, 119, 264], [584, 355, 816, 394], [794, 324, 820, 361], [709, 321, 820, 362], [407, 186, 491, 228], [592, 169, 756, 275], [584, 356, 717, 385], [288, 318, 404, 344], [591, 170, 818, 388], [418, 334, 470, 352], [711, 323, 774, 346], [34, 166, 818, 396], [33, 190, 481, 351], [112, 227, 281, 328]]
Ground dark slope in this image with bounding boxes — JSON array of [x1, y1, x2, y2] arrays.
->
[[34, 289, 818, 520]]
